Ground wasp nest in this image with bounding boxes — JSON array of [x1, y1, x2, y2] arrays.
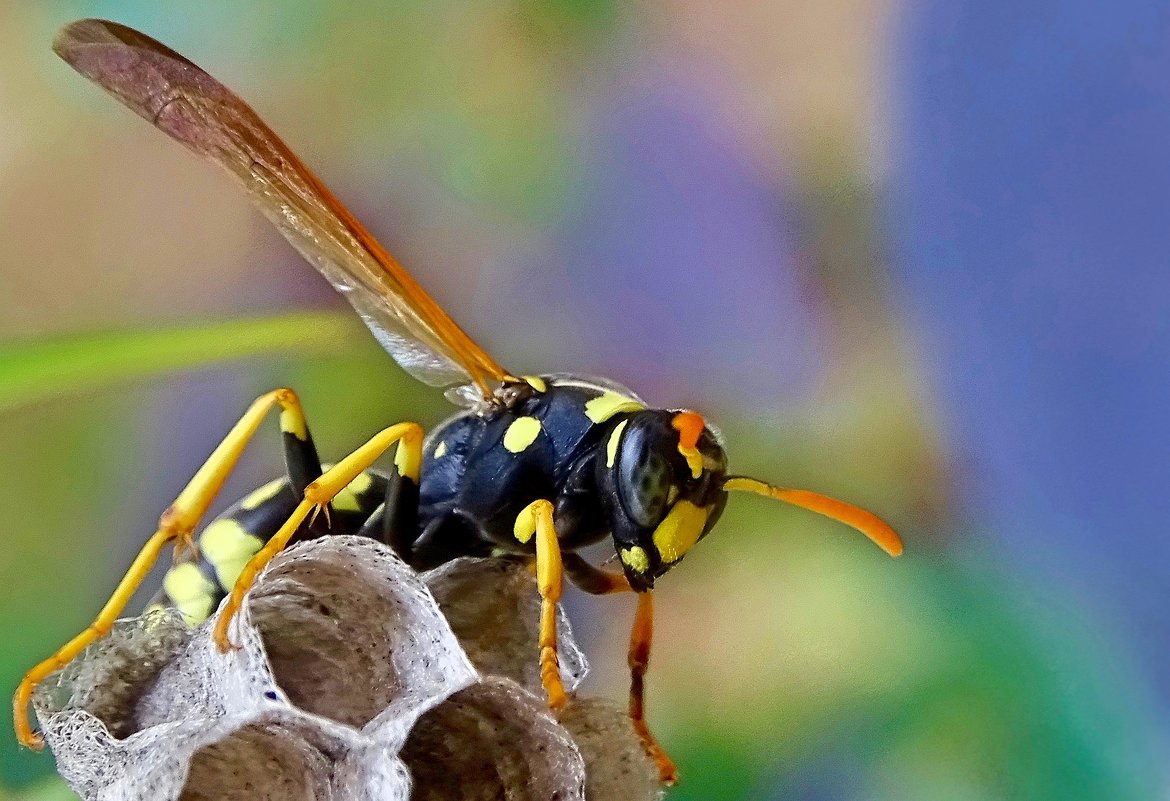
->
[[32, 536, 663, 800]]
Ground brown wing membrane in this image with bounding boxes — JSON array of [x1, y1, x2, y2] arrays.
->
[[53, 19, 510, 398]]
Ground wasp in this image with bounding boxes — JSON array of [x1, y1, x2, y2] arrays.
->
[[14, 19, 903, 783]]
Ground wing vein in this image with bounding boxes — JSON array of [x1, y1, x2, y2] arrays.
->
[[54, 18, 510, 401]]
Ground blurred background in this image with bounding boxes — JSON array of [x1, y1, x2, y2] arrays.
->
[[1, 1, 1167, 798]]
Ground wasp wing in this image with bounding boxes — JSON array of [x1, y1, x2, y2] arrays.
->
[[53, 19, 510, 399]]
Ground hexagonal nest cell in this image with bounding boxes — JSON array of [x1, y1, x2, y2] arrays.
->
[[31, 536, 662, 801]]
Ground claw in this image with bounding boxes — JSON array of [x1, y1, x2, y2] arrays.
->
[[171, 529, 200, 564], [307, 503, 332, 530]]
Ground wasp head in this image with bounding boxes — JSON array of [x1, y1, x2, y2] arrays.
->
[[597, 409, 728, 591]]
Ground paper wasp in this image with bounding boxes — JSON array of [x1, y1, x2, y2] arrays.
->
[[14, 19, 903, 784]]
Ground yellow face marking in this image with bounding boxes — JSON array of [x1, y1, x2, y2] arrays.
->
[[163, 562, 217, 623], [503, 416, 542, 453], [584, 392, 645, 424], [200, 518, 265, 588], [606, 419, 628, 468], [678, 444, 703, 479], [620, 546, 650, 574], [434, 441, 449, 459], [652, 500, 710, 564], [240, 477, 285, 511], [523, 375, 548, 392], [280, 407, 308, 441]]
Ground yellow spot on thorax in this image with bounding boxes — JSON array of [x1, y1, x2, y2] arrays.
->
[[584, 392, 645, 424], [200, 518, 265, 588], [652, 501, 710, 564], [606, 419, 629, 468], [620, 546, 650, 574], [241, 477, 285, 511], [523, 375, 547, 392], [434, 441, 448, 459], [503, 416, 542, 453], [163, 562, 217, 623]]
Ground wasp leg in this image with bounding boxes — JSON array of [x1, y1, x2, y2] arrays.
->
[[13, 388, 311, 750], [279, 401, 323, 499], [563, 553, 631, 595], [563, 556, 677, 784], [353, 441, 419, 557], [628, 591, 677, 784], [213, 421, 425, 651], [515, 499, 568, 710]]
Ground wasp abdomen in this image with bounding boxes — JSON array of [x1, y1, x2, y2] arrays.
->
[[157, 469, 388, 624]]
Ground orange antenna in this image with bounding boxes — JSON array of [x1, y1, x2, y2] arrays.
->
[[723, 477, 903, 557]]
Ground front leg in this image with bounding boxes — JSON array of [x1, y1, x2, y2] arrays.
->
[[12, 388, 312, 750], [514, 499, 567, 709]]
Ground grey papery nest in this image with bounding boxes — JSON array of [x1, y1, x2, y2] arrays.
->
[[33, 536, 662, 800]]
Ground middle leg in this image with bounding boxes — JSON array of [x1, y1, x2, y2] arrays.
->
[[213, 421, 425, 650]]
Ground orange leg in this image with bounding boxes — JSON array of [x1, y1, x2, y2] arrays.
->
[[564, 555, 677, 784], [212, 421, 424, 651], [13, 388, 310, 750], [563, 552, 631, 595], [628, 590, 677, 784]]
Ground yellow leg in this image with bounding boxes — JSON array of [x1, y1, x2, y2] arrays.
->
[[13, 388, 310, 750], [628, 590, 677, 785], [163, 389, 310, 553], [516, 499, 567, 710], [213, 421, 424, 651]]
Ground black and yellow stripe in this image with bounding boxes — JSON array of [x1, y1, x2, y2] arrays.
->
[[156, 469, 388, 624]]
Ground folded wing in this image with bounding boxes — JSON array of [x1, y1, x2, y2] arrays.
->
[[54, 19, 511, 399]]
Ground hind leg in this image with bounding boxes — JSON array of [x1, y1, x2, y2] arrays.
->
[[353, 440, 419, 557], [13, 388, 315, 750], [214, 421, 425, 650], [158, 405, 332, 623]]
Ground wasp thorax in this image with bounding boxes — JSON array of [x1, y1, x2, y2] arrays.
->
[[599, 410, 729, 590]]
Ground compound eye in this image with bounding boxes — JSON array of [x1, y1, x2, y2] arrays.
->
[[618, 440, 673, 527]]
